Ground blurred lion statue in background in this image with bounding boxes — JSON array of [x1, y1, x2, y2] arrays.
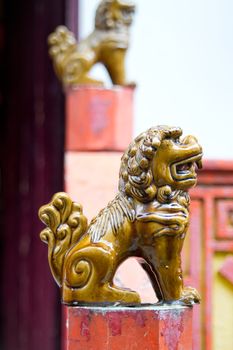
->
[[48, 0, 136, 86]]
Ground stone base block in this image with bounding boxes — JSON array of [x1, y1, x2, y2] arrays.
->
[[63, 305, 193, 350], [65, 86, 134, 151]]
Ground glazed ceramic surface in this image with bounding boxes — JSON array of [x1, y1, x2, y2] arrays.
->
[[39, 125, 203, 305]]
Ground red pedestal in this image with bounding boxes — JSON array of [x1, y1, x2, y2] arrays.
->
[[65, 86, 134, 151], [63, 305, 193, 350]]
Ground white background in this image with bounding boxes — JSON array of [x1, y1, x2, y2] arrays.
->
[[79, 0, 233, 159]]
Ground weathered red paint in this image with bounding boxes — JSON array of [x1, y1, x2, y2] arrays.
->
[[65, 86, 134, 151], [185, 200, 203, 350], [63, 305, 193, 350]]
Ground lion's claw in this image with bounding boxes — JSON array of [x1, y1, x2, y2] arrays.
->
[[180, 286, 201, 305]]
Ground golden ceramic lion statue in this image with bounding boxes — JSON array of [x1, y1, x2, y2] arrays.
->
[[48, 0, 135, 86], [39, 125, 203, 305]]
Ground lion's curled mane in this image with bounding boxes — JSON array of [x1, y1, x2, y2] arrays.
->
[[88, 126, 188, 242]]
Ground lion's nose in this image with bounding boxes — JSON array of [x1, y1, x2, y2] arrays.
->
[[182, 135, 199, 145]]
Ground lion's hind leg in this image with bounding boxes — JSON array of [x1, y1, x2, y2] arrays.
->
[[60, 52, 103, 86], [62, 244, 140, 304], [101, 283, 140, 305], [74, 74, 104, 86]]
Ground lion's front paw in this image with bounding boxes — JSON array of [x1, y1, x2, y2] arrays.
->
[[123, 81, 137, 88], [180, 286, 201, 305]]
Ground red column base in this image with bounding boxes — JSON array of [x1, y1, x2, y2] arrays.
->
[[65, 86, 134, 151], [63, 305, 193, 350]]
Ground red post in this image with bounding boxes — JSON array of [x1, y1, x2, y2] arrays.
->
[[63, 305, 193, 350], [65, 86, 134, 151]]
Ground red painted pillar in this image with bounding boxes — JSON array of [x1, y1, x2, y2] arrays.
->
[[65, 86, 134, 151], [63, 305, 193, 350]]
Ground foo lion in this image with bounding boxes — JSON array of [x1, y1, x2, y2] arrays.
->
[[39, 125, 203, 305], [48, 0, 135, 86]]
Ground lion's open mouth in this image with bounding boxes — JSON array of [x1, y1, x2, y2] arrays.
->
[[171, 154, 203, 182]]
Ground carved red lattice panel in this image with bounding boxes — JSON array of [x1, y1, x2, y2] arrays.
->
[[215, 199, 233, 239], [189, 160, 233, 350]]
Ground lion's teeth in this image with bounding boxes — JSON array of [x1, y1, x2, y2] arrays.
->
[[196, 159, 203, 169]]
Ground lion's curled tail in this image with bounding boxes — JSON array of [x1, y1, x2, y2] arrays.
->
[[47, 26, 79, 85], [38, 192, 88, 286]]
